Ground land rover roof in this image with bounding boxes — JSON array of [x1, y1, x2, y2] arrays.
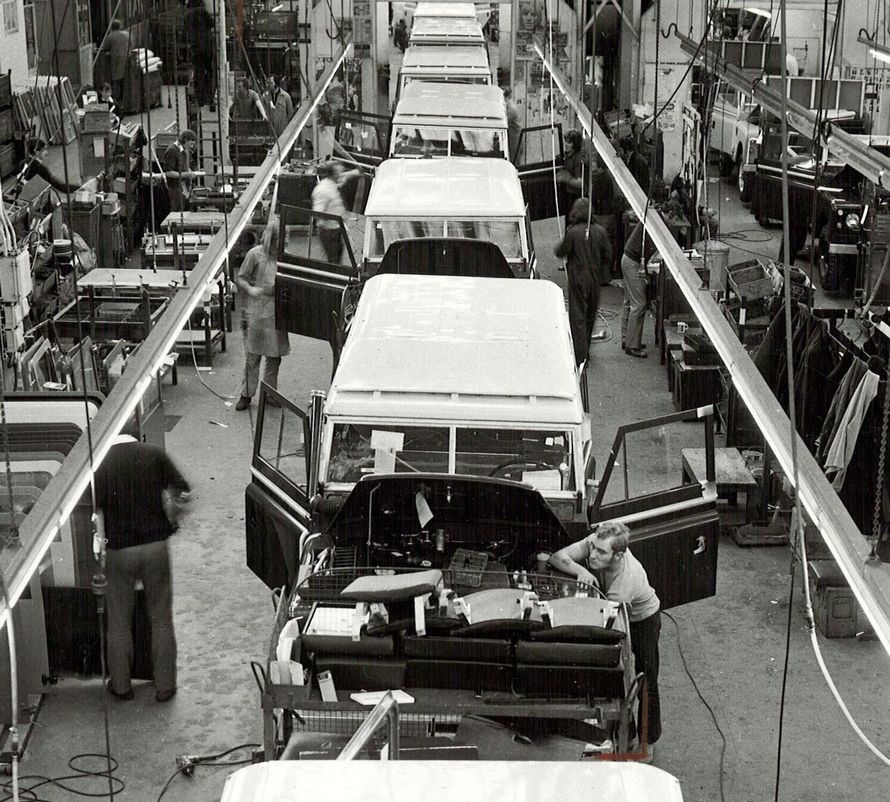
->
[[365, 158, 525, 218], [326, 274, 581, 424], [220, 761, 685, 802], [394, 82, 507, 127], [410, 16, 485, 43], [401, 45, 490, 71], [412, 2, 477, 18]]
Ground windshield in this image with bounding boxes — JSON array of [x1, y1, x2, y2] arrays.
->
[[325, 424, 574, 492], [326, 424, 450, 483], [369, 219, 523, 258], [454, 428, 574, 490], [392, 126, 506, 158]]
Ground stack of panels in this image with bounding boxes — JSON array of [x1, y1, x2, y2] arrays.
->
[[404, 635, 512, 693], [514, 641, 624, 699]]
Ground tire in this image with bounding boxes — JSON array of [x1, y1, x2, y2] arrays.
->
[[817, 225, 841, 292], [739, 171, 752, 204], [719, 151, 734, 177]]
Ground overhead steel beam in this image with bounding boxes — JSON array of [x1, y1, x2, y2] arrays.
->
[[534, 42, 890, 656], [0, 44, 353, 632], [676, 31, 890, 191]]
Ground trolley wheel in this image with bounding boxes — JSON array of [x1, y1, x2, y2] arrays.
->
[[818, 226, 841, 292]]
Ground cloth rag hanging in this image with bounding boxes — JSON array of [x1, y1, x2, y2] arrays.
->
[[824, 370, 880, 490]]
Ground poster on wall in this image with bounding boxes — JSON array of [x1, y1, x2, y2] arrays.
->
[[352, 0, 372, 56]]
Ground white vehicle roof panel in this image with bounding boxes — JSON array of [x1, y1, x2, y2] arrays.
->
[[413, 2, 477, 18], [394, 82, 507, 126], [220, 761, 685, 802], [328, 275, 581, 424], [365, 158, 525, 217], [410, 17, 485, 42], [401, 45, 490, 70]]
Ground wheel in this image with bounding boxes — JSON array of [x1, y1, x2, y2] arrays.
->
[[817, 225, 841, 292], [738, 170, 752, 204], [719, 151, 734, 177]]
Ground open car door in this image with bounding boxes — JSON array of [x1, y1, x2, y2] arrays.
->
[[245, 384, 321, 589], [377, 238, 514, 277], [275, 205, 360, 359], [588, 407, 720, 610], [515, 124, 570, 220], [333, 110, 391, 168]]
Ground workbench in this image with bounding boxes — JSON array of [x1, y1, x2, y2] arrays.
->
[[75, 269, 230, 364], [681, 446, 756, 506]]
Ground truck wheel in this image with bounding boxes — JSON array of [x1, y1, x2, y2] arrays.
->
[[818, 226, 840, 292], [719, 152, 734, 177], [739, 171, 752, 203]]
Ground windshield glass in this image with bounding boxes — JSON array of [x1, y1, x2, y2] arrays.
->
[[452, 129, 505, 157], [369, 219, 523, 258], [326, 423, 450, 483], [454, 428, 574, 491], [447, 220, 522, 257], [391, 126, 449, 156]]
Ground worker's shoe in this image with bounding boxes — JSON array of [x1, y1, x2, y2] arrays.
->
[[235, 396, 251, 411], [626, 347, 647, 359], [107, 680, 134, 701], [155, 688, 177, 703]]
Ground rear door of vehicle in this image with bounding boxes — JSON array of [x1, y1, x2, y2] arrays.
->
[[246, 384, 313, 589], [588, 407, 720, 610], [275, 205, 359, 359], [515, 124, 570, 220], [333, 110, 391, 168]]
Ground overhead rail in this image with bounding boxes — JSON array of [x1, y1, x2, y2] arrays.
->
[[675, 31, 890, 191], [0, 45, 354, 632], [534, 42, 890, 656]]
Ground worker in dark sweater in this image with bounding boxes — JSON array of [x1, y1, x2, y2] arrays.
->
[[555, 197, 613, 365], [95, 436, 190, 702]]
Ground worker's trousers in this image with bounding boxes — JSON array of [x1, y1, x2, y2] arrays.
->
[[106, 539, 177, 695], [240, 353, 281, 400], [620, 254, 647, 350], [629, 610, 662, 745]]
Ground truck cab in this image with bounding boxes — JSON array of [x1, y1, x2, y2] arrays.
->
[[390, 82, 508, 160], [710, 81, 761, 177], [398, 46, 493, 95]]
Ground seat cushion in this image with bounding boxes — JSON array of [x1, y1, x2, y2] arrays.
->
[[403, 635, 511, 663], [515, 664, 625, 699], [545, 596, 613, 626], [340, 569, 443, 602], [365, 614, 463, 637], [301, 633, 395, 657], [406, 659, 511, 693], [530, 625, 625, 645], [451, 619, 546, 638], [517, 640, 621, 668], [315, 656, 406, 691]]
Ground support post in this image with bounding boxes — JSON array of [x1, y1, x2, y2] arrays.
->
[[618, 0, 641, 109]]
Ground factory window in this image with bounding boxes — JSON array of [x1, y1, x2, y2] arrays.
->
[[23, 2, 35, 67], [3, 0, 18, 34]]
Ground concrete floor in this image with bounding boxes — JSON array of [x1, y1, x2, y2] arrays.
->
[[11, 100, 890, 801]]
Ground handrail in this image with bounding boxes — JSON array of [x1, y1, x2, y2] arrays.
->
[[534, 43, 890, 656], [336, 691, 400, 760]]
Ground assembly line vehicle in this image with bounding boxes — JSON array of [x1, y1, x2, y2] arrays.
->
[[244, 274, 718, 763]]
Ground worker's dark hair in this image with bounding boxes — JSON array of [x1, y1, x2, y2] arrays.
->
[[179, 129, 198, 143], [111, 19, 122, 30], [565, 129, 583, 150], [99, 82, 111, 92], [592, 521, 630, 554], [568, 197, 590, 225]]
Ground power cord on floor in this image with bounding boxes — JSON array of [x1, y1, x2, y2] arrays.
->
[[1, 754, 126, 801], [186, 316, 237, 402], [591, 308, 618, 344], [156, 743, 259, 802], [662, 611, 727, 802]]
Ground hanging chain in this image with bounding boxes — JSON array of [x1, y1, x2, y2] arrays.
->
[[870, 373, 890, 558]]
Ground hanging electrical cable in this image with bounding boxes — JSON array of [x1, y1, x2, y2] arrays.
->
[[44, 0, 117, 795]]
